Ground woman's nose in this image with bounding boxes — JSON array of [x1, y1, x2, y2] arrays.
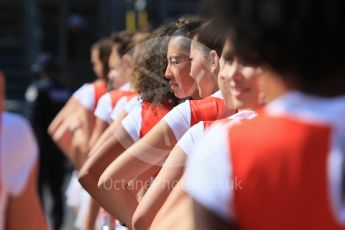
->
[[165, 65, 173, 79]]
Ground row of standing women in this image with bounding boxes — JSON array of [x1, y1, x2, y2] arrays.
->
[[49, 0, 345, 229]]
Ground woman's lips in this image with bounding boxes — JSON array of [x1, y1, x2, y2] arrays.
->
[[169, 81, 179, 90], [231, 87, 250, 97]]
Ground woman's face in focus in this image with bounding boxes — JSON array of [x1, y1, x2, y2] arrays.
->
[[190, 40, 219, 98], [165, 37, 199, 99]]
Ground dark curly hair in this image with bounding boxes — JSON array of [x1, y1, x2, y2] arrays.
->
[[130, 16, 204, 105], [91, 37, 113, 80], [206, 0, 345, 96]]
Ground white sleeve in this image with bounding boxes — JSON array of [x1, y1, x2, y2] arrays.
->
[[184, 124, 234, 221], [110, 96, 129, 122], [75, 84, 95, 111], [121, 105, 142, 142], [2, 112, 38, 196], [163, 100, 191, 141], [176, 122, 205, 159], [72, 84, 88, 100], [94, 93, 113, 123], [124, 96, 141, 113]]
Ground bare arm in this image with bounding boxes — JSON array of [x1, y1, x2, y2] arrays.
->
[[132, 146, 187, 230], [150, 177, 194, 230], [51, 105, 84, 160], [6, 163, 47, 230], [78, 125, 134, 216], [72, 107, 95, 170], [192, 200, 238, 230], [88, 110, 128, 157], [97, 120, 177, 227], [88, 117, 108, 152], [48, 97, 79, 135], [82, 118, 108, 230], [150, 177, 237, 230]]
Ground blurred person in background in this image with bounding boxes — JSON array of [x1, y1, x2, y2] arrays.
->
[[25, 53, 71, 230], [63, 37, 112, 230], [1, 72, 47, 230]]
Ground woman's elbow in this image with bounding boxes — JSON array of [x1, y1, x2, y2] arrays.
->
[[77, 166, 90, 187], [98, 172, 112, 194], [132, 211, 152, 230], [78, 163, 98, 191]]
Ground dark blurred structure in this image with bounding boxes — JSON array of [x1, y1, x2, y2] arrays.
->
[[25, 52, 71, 230], [0, 0, 201, 104]]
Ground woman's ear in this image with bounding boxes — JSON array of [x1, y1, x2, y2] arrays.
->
[[122, 54, 133, 70], [209, 50, 219, 73]]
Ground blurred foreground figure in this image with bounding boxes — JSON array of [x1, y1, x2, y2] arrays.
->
[[185, 0, 345, 229], [25, 53, 70, 230], [0, 72, 47, 230]]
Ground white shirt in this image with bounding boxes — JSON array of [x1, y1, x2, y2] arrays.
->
[[184, 91, 345, 225], [110, 96, 141, 122], [121, 105, 143, 142], [163, 91, 223, 141], [177, 110, 257, 159], [94, 93, 113, 123], [95, 83, 136, 123], [0, 112, 38, 230], [72, 84, 95, 111]]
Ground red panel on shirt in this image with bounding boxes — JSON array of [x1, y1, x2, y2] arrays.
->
[[140, 102, 172, 138], [190, 96, 233, 127], [109, 90, 137, 108], [228, 113, 343, 230], [92, 81, 107, 111]]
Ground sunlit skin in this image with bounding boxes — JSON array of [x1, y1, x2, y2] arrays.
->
[[189, 40, 219, 98], [81, 36, 224, 229], [86, 42, 137, 230], [218, 40, 261, 110], [108, 46, 133, 89], [165, 37, 200, 99], [191, 48, 295, 230], [131, 40, 262, 230]]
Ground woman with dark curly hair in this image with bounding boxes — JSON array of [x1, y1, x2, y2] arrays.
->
[[78, 16, 204, 227], [93, 20, 235, 229]]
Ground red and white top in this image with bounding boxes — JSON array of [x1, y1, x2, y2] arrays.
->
[[184, 91, 345, 230], [94, 83, 137, 123], [0, 112, 38, 230], [122, 102, 173, 142], [163, 91, 234, 141], [72, 81, 107, 112], [110, 96, 141, 121], [177, 110, 257, 159]]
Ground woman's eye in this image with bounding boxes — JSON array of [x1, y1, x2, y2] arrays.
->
[[170, 59, 179, 65], [223, 54, 234, 63]]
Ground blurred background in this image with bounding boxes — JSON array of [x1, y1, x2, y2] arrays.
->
[[1, 0, 203, 115]]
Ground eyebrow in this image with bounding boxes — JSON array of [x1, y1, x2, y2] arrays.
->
[[168, 55, 190, 61], [168, 53, 189, 58]]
